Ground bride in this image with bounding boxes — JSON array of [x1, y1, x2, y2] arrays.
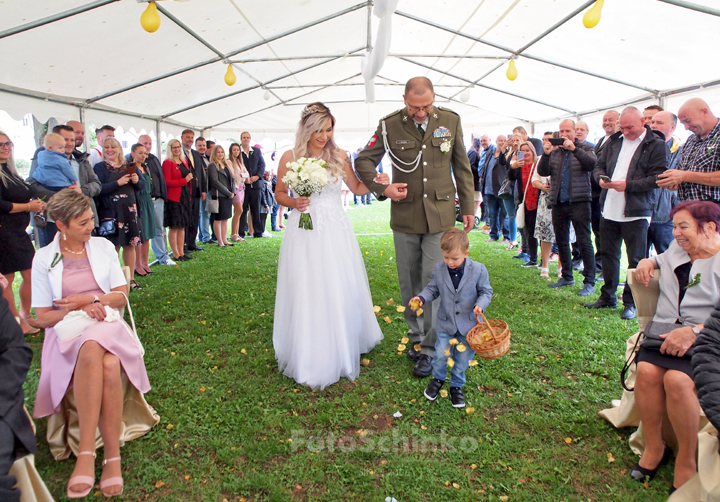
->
[[273, 102, 386, 390]]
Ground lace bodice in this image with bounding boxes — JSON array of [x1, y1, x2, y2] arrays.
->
[[288, 176, 349, 233]]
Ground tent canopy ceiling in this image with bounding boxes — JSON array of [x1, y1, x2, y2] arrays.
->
[[1, 0, 719, 139]]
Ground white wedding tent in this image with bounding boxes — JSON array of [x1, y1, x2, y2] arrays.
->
[[1, 0, 719, 147]]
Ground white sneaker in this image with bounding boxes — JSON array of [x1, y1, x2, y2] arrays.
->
[[262, 231, 273, 238], [164, 258, 177, 266]]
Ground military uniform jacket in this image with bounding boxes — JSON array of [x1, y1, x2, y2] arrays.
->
[[354, 106, 474, 234]]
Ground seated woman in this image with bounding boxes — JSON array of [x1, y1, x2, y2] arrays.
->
[[31, 189, 151, 498], [631, 200, 720, 493]]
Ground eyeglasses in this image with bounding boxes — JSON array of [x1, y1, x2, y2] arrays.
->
[[0, 141, 13, 149], [406, 104, 434, 115]]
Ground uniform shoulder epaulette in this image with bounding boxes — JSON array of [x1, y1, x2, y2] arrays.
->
[[381, 109, 402, 121], [436, 106, 459, 116]]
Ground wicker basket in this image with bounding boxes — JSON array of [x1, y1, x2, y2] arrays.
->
[[466, 312, 511, 360]]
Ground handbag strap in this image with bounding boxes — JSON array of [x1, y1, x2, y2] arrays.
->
[[620, 331, 644, 392], [107, 291, 144, 357]]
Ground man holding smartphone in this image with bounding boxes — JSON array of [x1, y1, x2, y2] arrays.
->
[[537, 119, 597, 296], [587, 107, 666, 319]]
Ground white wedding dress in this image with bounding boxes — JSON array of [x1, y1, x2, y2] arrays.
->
[[273, 175, 384, 390]]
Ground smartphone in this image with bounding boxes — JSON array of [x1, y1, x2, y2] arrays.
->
[[517, 151, 525, 161], [599, 175, 611, 183], [548, 138, 565, 146], [126, 164, 137, 176]]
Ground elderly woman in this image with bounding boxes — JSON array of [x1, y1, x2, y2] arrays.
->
[[508, 141, 540, 267], [93, 137, 145, 290], [162, 139, 193, 261], [0, 131, 47, 335], [207, 145, 235, 247], [31, 189, 150, 498], [631, 200, 720, 493]]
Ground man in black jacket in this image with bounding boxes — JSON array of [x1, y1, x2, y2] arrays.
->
[[537, 119, 597, 295], [181, 129, 207, 252], [586, 107, 666, 319], [238, 132, 266, 238]]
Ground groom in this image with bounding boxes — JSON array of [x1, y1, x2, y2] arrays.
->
[[355, 77, 475, 377]]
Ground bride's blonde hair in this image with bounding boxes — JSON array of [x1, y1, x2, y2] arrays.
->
[[293, 102, 345, 180]]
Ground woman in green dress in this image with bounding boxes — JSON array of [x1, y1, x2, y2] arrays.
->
[[130, 143, 156, 277]]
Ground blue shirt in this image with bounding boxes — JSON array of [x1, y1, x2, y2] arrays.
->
[[558, 150, 572, 203], [32, 150, 77, 188]]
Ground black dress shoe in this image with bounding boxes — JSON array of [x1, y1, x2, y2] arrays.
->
[[188, 245, 204, 251], [621, 305, 637, 320], [412, 354, 433, 377], [549, 278, 574, 288], [630, 445, 672, 481], [584, 299, 617, 309], [134, 270, 147, 278], [208, 239, 218, 244], [407, 343, 421, 362]]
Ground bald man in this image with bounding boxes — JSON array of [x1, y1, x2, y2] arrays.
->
[[66, 120, 85, 148], [355, 76, 475, 378], [575, 121, 593, 147], [658, 98, 720, 203], [588, 107, 667, 319], [538, 119, 598, 295]]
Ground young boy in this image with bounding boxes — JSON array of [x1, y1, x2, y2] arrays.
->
[[31, 133, 78, 191], [410, 227, 493, 408]]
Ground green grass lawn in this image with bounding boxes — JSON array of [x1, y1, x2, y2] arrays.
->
[[18, 202, 671, 501]]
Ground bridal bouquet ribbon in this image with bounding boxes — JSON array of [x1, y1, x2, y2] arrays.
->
[[282, 157, 329, 230]]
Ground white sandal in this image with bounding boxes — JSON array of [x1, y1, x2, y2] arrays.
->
[[540, 268, 549, 279]]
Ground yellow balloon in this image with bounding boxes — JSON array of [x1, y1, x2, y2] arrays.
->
[[224, 65, 237, 86], [506, 60, 518, 81], [582, 0, 604, 29], [140, 2, 161, 33]]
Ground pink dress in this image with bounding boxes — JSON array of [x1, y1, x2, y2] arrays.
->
[[33, 256, 150, 418]]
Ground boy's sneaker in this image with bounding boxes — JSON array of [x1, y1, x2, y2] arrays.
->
[[424, 378, 444, 401], [450, 387, 466, 408]]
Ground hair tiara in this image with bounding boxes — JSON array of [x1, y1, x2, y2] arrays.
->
[[301, 103, 329, 120]]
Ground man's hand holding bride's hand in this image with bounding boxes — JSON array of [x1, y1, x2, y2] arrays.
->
[[295, 196, 311, 212], [373, 173, 390, 185], [384, 183, 408, 202]]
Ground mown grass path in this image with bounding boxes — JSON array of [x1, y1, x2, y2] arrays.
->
[[21, 202, 670, 501]]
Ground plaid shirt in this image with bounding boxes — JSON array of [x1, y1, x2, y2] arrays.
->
[[677, 119, 720, 202]]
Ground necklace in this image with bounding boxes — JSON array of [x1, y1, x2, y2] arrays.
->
[[61, 242, 85, 256]]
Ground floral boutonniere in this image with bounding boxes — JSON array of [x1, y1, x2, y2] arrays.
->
[[49, 253, 63, 271], [440, 138, 452, 154], [707, 134, 718, 157], [685, 273, 701, 290]]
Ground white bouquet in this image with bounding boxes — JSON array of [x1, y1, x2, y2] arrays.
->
[[282, 157, 329, 230]]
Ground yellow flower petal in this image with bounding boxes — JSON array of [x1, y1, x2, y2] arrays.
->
[[468, 359, 479, 367], [416, 308, 424, 316], [564, 437, 573, 444], [396, 306, 406, 313], [414, 344, 421, 352], [240, 348, 247, 354], [401, 337, 409, 344], [452, 482, 460, 489], [383, 316, 392, 324], [361, 358, 370, 366], [373, 306, 381, 313], [386, 298, 394, 306], [397, 344, 406, 351], [465, 407, 475, 414], [444, 348, 451, 357], [439, 389, 448, 398], [447, 358, 455, 368], [456, 343, 466, 352], [449, 338, 458, 346]]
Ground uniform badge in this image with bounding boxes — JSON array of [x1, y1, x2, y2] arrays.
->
[[402, 115, 408, 122], [395, 140, 410, 145], [432, 113, 438, 119], [367, 135, 378, 148], [433, 126, 451, 138]]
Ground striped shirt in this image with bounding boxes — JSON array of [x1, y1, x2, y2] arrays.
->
[[677, 119, 720, 202]]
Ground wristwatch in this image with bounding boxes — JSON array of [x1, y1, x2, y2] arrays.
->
[[691, 325, 700, 335]]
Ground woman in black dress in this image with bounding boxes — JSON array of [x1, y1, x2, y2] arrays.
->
[[207, 145, 235, 247], [0, 131, 46, 334], [93, 137, 145, 289]]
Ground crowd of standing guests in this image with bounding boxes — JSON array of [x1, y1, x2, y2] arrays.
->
[[469, 98, 720, 321]]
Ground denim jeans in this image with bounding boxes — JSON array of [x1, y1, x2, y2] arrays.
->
[[198, 198, 212, 242], [483, 194, 508, 240], [431, 330, 476, 388], [150, 199, 170, 264], [38, 221, 58, 248], [500, 196, 517, 242], [271, 203, 279, 230], [646, 220, 674, 256]]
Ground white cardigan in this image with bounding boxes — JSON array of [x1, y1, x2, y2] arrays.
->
[[32, 234, 127, 309]]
